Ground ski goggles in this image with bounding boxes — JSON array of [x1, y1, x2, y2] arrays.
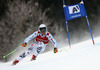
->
[[40, 27, 46, 33]]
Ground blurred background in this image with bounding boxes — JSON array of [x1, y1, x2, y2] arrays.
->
[[0, 0, 100, 62]]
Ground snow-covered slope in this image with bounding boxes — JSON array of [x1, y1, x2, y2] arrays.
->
[[1, 37, 100, 70]]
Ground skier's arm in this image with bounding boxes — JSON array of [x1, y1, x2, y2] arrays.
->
[[24, 31, 38, 43], [48, 33, 58, 53], [48, 33, 58, 48]]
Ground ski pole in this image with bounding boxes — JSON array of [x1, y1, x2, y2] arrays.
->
[[3, 45, 22, 59]]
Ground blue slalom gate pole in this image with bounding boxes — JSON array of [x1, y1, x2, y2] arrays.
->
[[66, 22, 71, 48], [86, 16, 95, 45], [82, 0, 95, 45], [63, 0, 71, 48]]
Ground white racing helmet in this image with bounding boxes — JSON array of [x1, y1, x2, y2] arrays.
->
[[39, 24, 47, 33]]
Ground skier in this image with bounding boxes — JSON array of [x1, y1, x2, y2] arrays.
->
[[13, 24, 58, 65]]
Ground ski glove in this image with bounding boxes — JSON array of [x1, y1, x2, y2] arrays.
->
[[54, 48, 58, 53], [22, 42, 27, 47]]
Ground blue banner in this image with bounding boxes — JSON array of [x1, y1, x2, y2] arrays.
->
[[63, 0, 95, 47], [64, 3, 87, 21]]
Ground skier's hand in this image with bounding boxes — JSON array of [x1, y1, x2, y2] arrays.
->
[[53, 48, 58, 53], [22, 42, 27, 47]]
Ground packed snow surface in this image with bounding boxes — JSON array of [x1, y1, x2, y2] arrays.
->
[[1, 37, 100, 70]]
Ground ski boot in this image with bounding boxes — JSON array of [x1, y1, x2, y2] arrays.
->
[[12, 60, 19, 65], [30, 55, 36, 61]]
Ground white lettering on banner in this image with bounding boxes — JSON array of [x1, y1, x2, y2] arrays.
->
[[68, 5, 80, 14], [70, 14, 81, 19], [36, 38, 48, 42]]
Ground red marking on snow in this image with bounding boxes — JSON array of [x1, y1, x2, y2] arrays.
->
[[69, 45, 71, 48], [51, 38, 53, 40]]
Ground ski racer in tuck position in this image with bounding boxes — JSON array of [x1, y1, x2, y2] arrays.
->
[[13, 24, 58, 65]]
